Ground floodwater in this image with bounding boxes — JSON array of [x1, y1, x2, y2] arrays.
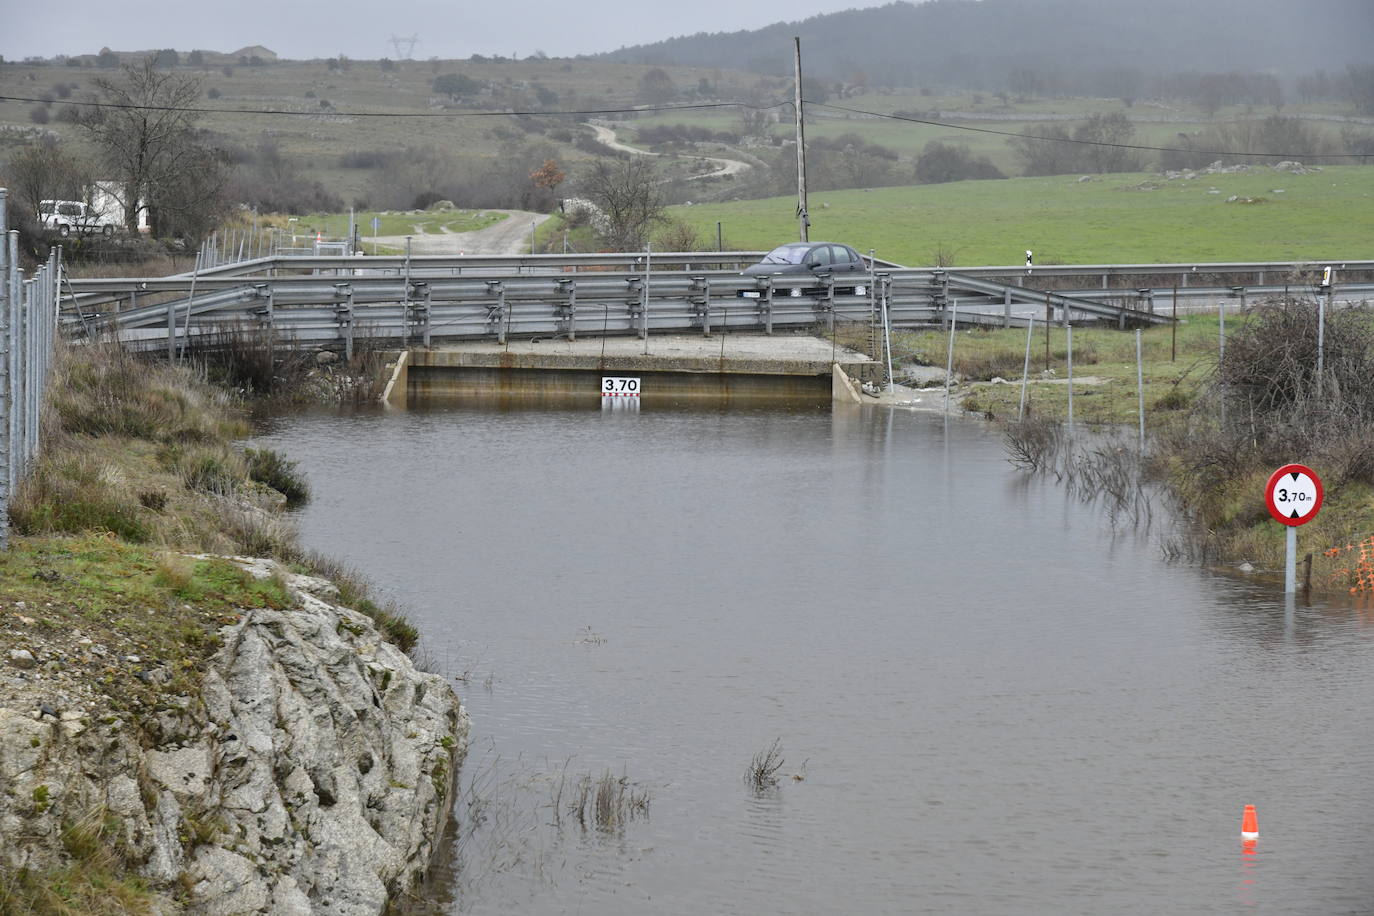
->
[[251, 403, 1374, 915]]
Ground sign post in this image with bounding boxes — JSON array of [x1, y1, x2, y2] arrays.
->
[[1264, 464, 1323, 594]]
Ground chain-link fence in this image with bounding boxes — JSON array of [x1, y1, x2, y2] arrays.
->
[[1, 188, 62, 549]]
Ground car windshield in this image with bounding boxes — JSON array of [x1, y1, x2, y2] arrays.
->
[[760, 245, 808, 265]]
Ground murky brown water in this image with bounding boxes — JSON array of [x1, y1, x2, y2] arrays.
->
[[252, 404, 1374, 915]]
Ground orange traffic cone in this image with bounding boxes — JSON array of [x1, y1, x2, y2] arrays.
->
[[1240, 804, 1259, 840]]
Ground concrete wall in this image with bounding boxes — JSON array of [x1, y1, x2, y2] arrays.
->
[[406, 365, 833, 409]]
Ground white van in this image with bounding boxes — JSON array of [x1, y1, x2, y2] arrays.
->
[[39, 199, 120, 238]]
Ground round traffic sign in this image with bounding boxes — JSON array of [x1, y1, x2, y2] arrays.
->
[[1264, 464, 1323, 526]]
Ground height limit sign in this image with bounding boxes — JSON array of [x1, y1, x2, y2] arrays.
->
[[1265, 463, 1323, 595], [1265, 464, 1323, 526]]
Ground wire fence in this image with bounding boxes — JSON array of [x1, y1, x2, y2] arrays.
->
[[1, 188, 62, 550]]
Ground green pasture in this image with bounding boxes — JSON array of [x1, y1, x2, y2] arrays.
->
[[671, 165, 1374, 265]]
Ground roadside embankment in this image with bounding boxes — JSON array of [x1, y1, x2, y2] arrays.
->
[[0, 341, 467, 914], [858, 303, 1374, 595]]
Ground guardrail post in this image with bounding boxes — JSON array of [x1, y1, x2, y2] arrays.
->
[[759, 278, 773, 335], [691, 276, 710, 336], [822, 275, 836, 340], [626, 276, 644, 339], [933, 269, 949, 329], [485, 280, 505, 345], [557, 277, 576, 341], [335, 282, 354, 362], [413, 282, 430, 348], [1003, 286, 1011, 329]]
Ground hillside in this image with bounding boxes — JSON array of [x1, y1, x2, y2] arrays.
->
[[601, 0, 1374, 92]]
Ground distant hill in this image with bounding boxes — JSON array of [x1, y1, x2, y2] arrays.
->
[[600, 0, 1374, 90]]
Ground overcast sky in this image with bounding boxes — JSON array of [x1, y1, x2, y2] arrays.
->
[[1, 0, 894, 62]]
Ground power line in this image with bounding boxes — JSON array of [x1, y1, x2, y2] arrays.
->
[[808, 101, 1373, 161]]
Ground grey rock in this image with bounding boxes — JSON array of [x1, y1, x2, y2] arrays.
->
[[8, 649, 36, 670], [0, 556, 469, 914]]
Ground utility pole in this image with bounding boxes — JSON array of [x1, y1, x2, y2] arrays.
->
[[793, 37, 809, 243]]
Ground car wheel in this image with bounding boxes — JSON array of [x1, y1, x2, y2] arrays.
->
[[58, 225, 71, 238], [102, 225, 114, 237]]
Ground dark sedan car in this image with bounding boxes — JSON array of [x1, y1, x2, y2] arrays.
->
[[738, 242, 869, 298]]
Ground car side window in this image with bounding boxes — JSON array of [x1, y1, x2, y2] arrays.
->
[[59, 203, 81, 216], [809, 245, 833, 267]]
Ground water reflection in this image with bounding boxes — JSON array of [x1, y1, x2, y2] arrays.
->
[[252, 403, 1374, 915]]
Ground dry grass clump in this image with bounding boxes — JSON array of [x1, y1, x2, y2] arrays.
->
[[52, 340, 247, 444], [553, 769, 651, 832]]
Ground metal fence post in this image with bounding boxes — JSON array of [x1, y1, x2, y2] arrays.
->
[[7, 231, 17, 491], [0, 193, 8, 549]]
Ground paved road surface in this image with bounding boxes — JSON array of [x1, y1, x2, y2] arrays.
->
[[370, 210, 551, 256]]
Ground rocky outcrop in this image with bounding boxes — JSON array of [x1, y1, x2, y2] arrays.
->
[[0, 560, 468, 914]]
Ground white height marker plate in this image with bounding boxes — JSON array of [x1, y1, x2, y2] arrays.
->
[[602, 377, 641, 398]]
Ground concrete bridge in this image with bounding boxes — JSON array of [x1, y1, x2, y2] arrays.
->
[[61, 251, 1371, 404]]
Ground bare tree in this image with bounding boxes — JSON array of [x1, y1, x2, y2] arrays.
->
[[1073, 112, 1141, 173], [1009, 125, 1080, 176], [76, 55, 225, 236], [3, 141, 88, 220], [579, 158, 665, 251]]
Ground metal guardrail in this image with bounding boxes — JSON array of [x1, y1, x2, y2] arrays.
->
[[61, 253, 1372, 357], [1, 189, 62, 549], [63, 252, 1191, 352]]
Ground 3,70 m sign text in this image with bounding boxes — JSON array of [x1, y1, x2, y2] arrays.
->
[[601, 377, 641, 398]]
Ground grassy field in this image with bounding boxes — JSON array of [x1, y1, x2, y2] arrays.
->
[[671, 164, 1374, 265], [625, 90, 1368, 176]]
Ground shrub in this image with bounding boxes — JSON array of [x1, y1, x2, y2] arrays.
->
[[244, 448, 310, 506], [914, 141, 1006, 184]]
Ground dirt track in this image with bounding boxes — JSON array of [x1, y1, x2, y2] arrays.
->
[[587, 123, 750, 180], [369, 209, 551, 256]]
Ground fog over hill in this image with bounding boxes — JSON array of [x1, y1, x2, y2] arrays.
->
[[600, 0, 1374, 90]]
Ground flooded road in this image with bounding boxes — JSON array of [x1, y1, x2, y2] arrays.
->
[[251, 404, 1374, 914]]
